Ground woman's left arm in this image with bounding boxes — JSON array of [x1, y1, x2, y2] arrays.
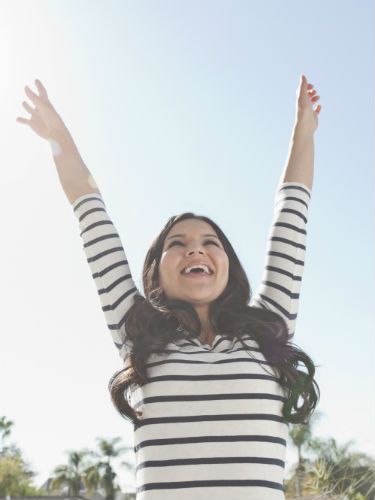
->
[[279, 74, 322, 191]]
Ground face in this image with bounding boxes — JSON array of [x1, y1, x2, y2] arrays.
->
[[158, 219, 229, 307]]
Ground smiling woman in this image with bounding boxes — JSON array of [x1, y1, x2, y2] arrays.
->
[[70, 185, 320, 499], [18, 73, 321, 499], [158, 218, 230, 346]]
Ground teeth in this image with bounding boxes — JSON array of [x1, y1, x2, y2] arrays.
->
[[183, 264, 212, 275]]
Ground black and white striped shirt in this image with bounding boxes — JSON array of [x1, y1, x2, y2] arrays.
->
[[72, 181, 311, 499]]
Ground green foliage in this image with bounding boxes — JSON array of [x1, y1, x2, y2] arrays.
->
[[0, 451, 44, 496], [0, 414, 135, 498], [286, 419, 375, 500], [47, 437, 135, 499], [0, 416, 44, 496], [4, 409, 373, 500]]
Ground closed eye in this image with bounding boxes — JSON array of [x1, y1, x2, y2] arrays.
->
[[168, 239, 219, 249]]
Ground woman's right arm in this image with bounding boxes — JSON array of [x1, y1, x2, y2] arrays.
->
[[49, 126, 103, 204], [17, 79, 140, 359], [71, 190, 140, 360], [16, 79, 102, 203]]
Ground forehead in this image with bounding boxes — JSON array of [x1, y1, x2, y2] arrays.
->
[[167, 218, 217, 238]]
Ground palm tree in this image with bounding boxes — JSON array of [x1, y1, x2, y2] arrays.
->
[[287, 410, 323, 496], [48, 449, 93, 495], [0, 416, 14, 455], [47, 437, 134, 498], [90, 437, 135, 500], [80, 462, 101, 496], [306, 437, 375, 499]]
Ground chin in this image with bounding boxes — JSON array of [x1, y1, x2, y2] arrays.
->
[[184, 291, 219, 302]]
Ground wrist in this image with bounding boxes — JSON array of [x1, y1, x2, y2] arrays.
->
[[48, 138, 63, 156], [47, 126, 77, 154], [293, 120, 315, 141]]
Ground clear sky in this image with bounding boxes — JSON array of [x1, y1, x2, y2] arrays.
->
[[1, 0, 373, 491]]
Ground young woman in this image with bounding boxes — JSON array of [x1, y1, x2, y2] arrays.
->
[[17, 75, 322, 499]]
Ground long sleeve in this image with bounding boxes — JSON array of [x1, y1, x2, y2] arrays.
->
[[250, 181, 312, 339], [71, 192, 140, 360]]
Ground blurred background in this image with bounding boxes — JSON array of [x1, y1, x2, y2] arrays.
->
[[0, 0, 373, 494]]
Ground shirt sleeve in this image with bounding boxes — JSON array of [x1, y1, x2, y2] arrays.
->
[[249, 181, 312, 339], [71, 192, 140, 360]]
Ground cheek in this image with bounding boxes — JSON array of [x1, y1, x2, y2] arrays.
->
[[218, 252, 229, 270], [221, 258, 230, 282], [158, 253, 176, 280]]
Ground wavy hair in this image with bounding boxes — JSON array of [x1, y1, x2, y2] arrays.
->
[[108, 212, 320, 427]]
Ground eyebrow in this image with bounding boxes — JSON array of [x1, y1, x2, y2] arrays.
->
[[166, 233, 220, 240]]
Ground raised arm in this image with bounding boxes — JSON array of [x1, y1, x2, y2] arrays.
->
[[17, 79, 140, 360], [16, 79, 103, 202], [250, 75, 322, 338], [249, 181, 311, 338], [71, 191, 139, 360], [278, 74, 322, 191]]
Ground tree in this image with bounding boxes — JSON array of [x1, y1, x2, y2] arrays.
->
[[306, 437, 375, 499], [47, 437, 135, 499], [0, 449, 44, 496], [287, 409, 323, 496], [0, 416, 15, 456], [89, 436, 134, 500], [48, 449, 93, 495], [0, 416, 44, 495]]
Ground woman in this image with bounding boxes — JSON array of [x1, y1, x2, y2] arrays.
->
[[17, 75, 322, 499]]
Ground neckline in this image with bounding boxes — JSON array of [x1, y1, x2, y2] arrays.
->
[[175, 327, 224, 349], [199, 334, 220, 347], [188, 333, 222, 349], [174, 330, 258, 351]]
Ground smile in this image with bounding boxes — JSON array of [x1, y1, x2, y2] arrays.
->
[[182, 273, 213, 279]]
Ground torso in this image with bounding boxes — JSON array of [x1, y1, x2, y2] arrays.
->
[[130, 332, 289, 499]]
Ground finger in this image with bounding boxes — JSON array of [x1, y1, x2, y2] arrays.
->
[[35, 79, 48, 99], [302, 75, 314, 89], [315, 105, 322, 114], [22, 100, 38, 115], [25, 85, 49, 110], [16, 116, 31, 125], [25, 85, 42, 103], [311, 95, 320, 102]]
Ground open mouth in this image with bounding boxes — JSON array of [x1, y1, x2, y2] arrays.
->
[[180, 264, 214, 276], [182, 271, 213, 279]]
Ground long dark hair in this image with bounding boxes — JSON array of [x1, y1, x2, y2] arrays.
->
[[108, 212, 320, 427]]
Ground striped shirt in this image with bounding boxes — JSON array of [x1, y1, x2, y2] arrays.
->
[[72, 181, 312, 499]]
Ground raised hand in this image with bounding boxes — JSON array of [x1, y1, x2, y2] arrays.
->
[[16, 79, 68, 141], [295, 74, 322, 135]]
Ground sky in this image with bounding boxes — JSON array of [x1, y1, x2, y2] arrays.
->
[[0, 0, 374, 492]]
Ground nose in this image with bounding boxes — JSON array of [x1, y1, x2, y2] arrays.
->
[[186, 248, 206, 256]]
